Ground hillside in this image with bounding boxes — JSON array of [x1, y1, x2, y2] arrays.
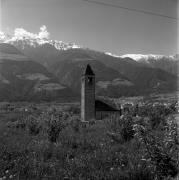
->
[[0, 43, 77, 101], [51, 58, 135, 97], [49, 49, 177, 96], [121, 54, 179, 75], [1, 40, 177, 98]]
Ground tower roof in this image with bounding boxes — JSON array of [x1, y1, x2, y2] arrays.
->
[[84, 64, 95, 75]]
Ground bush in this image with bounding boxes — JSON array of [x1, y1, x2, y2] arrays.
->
[[133, 116, 179, 179], [0, 103, 178, 179], [120, 115, 134, 142], [46, 114, 66, 143], [106, 115, 134, 143], [27, 115, 41, 135]]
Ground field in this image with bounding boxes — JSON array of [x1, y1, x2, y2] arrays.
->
[[0, 99, 178, 180]]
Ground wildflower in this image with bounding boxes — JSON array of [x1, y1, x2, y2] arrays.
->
[[110, 167, 114, 171], [5, 170, 9, 174], [9, 175, 13, 179]]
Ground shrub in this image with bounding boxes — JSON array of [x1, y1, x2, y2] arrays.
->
[[69, 116, 81, 133], [133, 117, 179, 179], [0, 103, 178, 179], [106, 115, 134, 143], [26, 115, 41, 135], [120, 115, 134, 142], [46, 114, 65, 143]]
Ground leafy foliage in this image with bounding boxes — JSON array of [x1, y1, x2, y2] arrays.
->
[[0, 103, 178, 179]]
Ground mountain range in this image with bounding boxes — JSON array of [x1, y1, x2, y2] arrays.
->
[[120, 54, 178, 75], [0, 43, 77, 102], [0, 34, 178, 101]]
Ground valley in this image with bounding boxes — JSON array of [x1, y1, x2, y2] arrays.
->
[[0, 31, 178, 180], [0, 0, 178, 179], [0, 42, 178, 102]]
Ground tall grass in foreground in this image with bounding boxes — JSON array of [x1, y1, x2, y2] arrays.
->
[[0, 104, 178, 180]]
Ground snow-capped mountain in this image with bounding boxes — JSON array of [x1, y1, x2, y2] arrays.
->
[[120, 54, 178, 61], [1, 26, 177, 63], [105, 52, 120, 58], [120, 54, 179, 75], [0, 26, 177, 97], [0, 26, 80, 51], [50, 40, 80, 50], [6, 38, 80, 51]]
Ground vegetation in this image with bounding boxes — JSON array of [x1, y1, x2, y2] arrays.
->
[[0, 102, 178, 180]]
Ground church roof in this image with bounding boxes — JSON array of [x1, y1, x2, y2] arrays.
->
[[95, 100, 120, 112], [84, 64, 95, 75]]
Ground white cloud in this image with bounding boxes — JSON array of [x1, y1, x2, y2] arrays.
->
[[39, 25, 49, 39], [14, 28, 37, 40], [4, 25, 50, 43], [0, 26, 80, 50]]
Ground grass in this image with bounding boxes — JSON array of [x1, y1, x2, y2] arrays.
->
[[0, 103, 178, 180]]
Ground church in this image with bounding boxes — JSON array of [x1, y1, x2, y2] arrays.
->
[[81, 64, 121, 121]]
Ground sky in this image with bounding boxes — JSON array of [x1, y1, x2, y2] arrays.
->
[[0, 0, 178, 55]]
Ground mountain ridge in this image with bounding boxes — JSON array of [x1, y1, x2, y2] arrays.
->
[[0, 43, 78, 102], [0, 31, 177, 100]]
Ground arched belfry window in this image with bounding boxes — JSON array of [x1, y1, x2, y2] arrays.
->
[[87, 77, 93, 83]]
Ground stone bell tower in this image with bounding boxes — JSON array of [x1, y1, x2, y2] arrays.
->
[[81, 64, 95, 121]]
